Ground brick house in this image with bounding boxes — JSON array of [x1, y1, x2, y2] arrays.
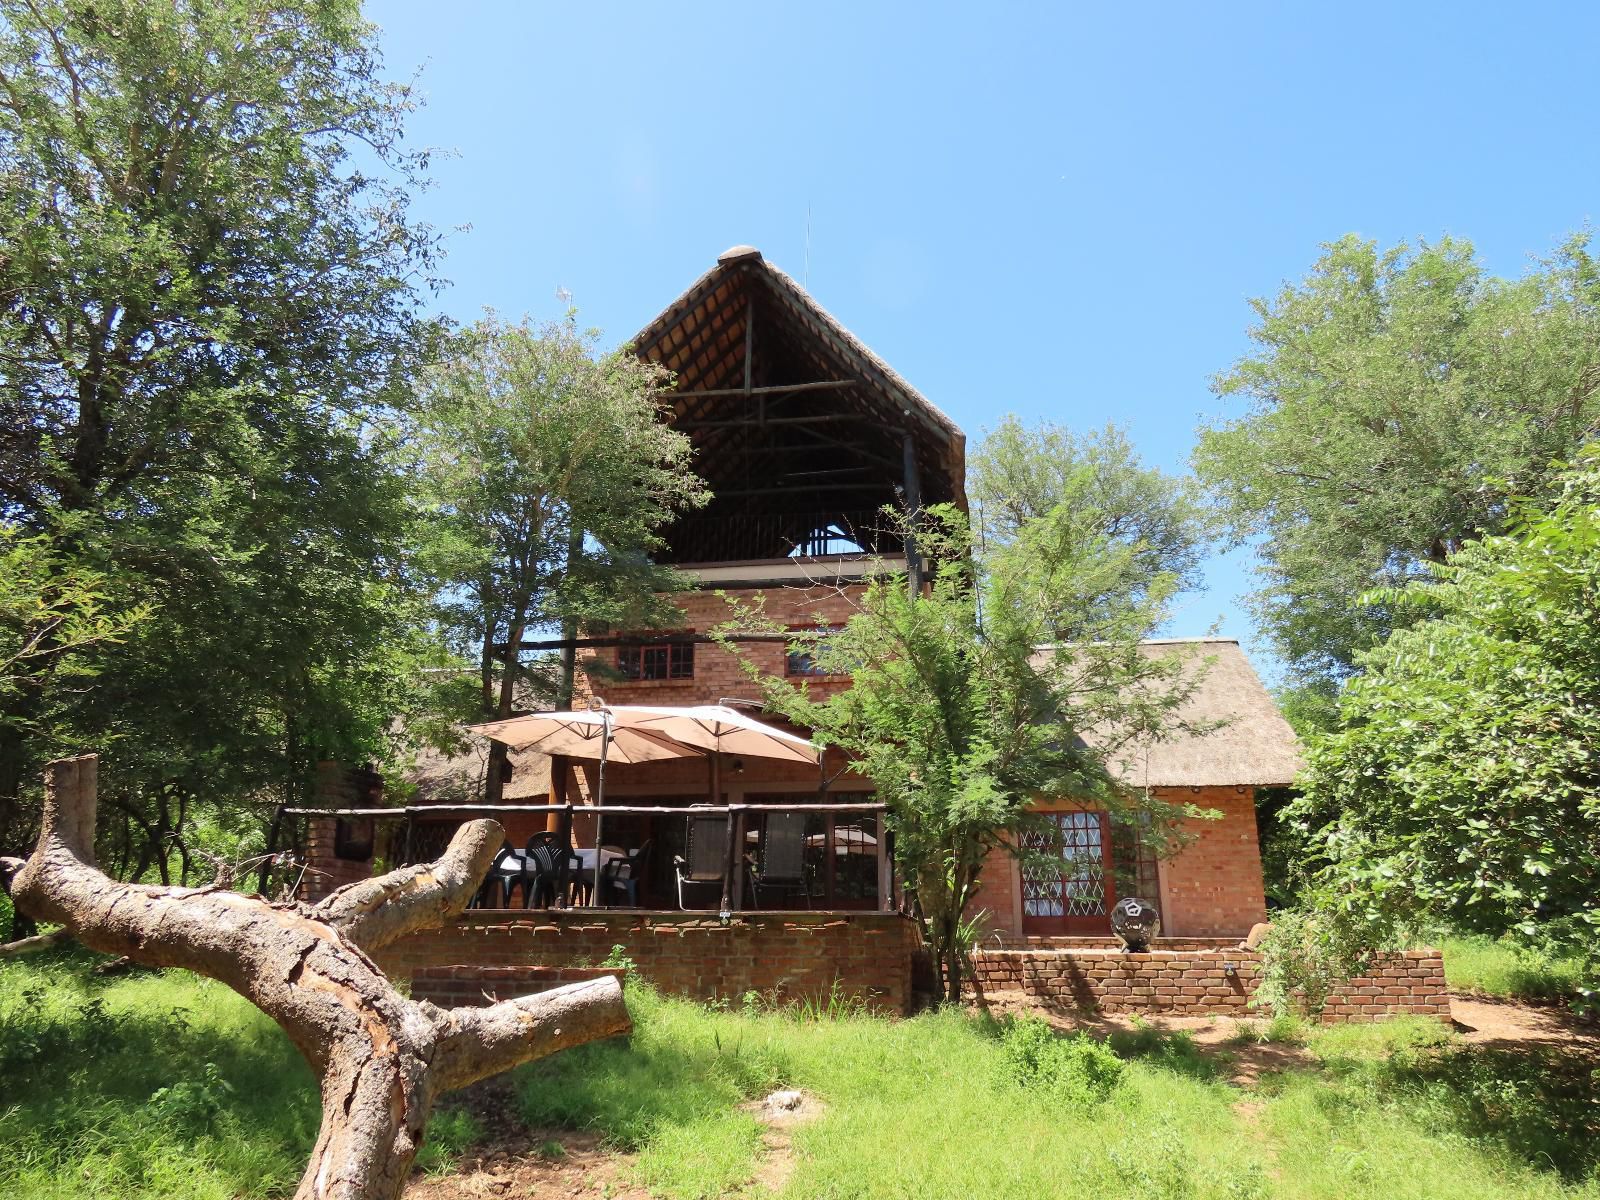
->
[[296, 247, 1448, 1019]]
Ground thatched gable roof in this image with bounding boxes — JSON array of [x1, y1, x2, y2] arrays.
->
[[1058, 638, 1305, 789], [631, 246, 966, 563], [404, 739, 553, 804]]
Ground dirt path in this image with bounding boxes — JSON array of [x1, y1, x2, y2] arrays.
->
[[1449, 995, 1599, 1051]]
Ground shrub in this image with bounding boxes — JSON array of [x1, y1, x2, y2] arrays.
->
[[998, 1016, 1124, 1106], [1252, 906, 1376, 1017]]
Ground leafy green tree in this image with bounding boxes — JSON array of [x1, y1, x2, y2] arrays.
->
[[0, 528, 149, 709], [0, 0, 445, 872], [972, 418, 1211, 636], [729, 509, 1208, 1003], [1195, 234, 1600, 716], [416, 312, 708, 799], [1294, 448, 1600, 986]]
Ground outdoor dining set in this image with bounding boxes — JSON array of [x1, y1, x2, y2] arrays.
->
[[467, 832, 650, 909]]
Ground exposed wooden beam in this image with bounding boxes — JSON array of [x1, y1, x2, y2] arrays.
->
[[902, 429, 925, 596], [669, 379, 858, 401], [492, 631, 795, 656], [742, 299, 754, 394], [708, 482, 895, 498], [678, 412, 870, 430]]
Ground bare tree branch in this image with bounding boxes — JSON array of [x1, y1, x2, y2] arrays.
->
[[8, 754, 630, 1200], [314, 818, 501, 952], [0, 926, 70, 957]]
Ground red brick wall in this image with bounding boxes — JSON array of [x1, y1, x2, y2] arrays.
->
[[967, 787, 1270, 941], [1155, 786, 1269, 937], [301, 815, 373, 903], [585, 584, 863, 709], [971, 947, 1450, 1023], [378, 910, 920, 1015]]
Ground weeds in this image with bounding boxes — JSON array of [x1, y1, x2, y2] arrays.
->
[[6, 953, 1599, 1200], [414, 1107, 482, 1176]]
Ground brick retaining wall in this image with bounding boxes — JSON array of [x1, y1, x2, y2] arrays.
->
[[971, 947, 1450, 1022], [380, 910, 921, 1015]]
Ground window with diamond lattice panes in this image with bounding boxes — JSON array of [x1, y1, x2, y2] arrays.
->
[[1020, 811, 1116, 935]]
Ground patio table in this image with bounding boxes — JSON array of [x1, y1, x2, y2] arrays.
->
[[570, 847, 627, 903]]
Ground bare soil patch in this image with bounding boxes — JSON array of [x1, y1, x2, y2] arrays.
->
[[403, 1079, 647, 1200], [739, 1090, 825, 1194], [1449, 996, 1599, 1052]]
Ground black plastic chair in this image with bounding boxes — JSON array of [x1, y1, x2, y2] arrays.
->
[[470, 842, 522, 908], [600, 839, 653, 908], [523, 832, 571, 909]]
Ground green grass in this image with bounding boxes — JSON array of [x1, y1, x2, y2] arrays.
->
[[1257, 1017, 1600, 1198], [1436, 934, 1588, 1003], [0, 946, 319, 1199], [4, 953, 1599, 1200]]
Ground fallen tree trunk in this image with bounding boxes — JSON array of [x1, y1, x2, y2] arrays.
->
[[0, 755, 631, 1200]]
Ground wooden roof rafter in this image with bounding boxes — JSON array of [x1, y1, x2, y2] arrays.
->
[[631, 246, 966, 563]]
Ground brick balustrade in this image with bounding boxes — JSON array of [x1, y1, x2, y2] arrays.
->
[[378, 910, 921, 1016], [971, 947, 1451, 1022]]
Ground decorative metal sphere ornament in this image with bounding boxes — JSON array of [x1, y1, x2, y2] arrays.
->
[[1111, 897, 1161, 952]]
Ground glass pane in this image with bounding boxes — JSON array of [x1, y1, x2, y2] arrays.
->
[[832, 814, 878, 904]]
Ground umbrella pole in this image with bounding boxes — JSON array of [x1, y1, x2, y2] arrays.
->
[[715, 750, 737, 916], [593, 710, 610, 909]]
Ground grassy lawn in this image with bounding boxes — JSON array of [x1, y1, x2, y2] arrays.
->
[[1434, 934, 1589, 1003], [3, 950, 1597, 1200]]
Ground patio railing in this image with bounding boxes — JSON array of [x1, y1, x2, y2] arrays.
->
[[276, 800, 894, 915]]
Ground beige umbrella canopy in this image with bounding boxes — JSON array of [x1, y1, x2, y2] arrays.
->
[[605, 704, 820, 764], [467, 710, 701, 764]]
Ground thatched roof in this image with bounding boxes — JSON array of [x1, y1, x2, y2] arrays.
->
[[1059, 638, 1305, 789], [630, 246, 967, 563], [403, 737, 553, 804]]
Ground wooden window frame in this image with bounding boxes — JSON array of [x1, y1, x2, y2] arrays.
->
[[617, 635, 695, 681]]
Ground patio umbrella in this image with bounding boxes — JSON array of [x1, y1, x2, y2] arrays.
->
[[604, 705, 820, 764], [605, 705, 819, 914], [467, 710, 699, 764], [468, 710, 703, 909], [807, 828, 878, 854]]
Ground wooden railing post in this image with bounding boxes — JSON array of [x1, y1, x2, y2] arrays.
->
[[877, 818, 892, 912], [730, 808, 746, 912], [719, 802, 741, 916]]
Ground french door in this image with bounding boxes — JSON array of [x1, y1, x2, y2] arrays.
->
[[1020, 811, 1115, 935]]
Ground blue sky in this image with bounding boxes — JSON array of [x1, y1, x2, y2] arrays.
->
[[366, 1, 1600, 680]]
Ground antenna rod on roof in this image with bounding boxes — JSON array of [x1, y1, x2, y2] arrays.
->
[[804, 202, 812, 290]]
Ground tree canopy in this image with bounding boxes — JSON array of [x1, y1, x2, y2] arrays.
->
[[0, 0, 445, 879], [731, 506, 1208, 1003], [1194, 234, 1600, 717], [1295, 447, 1600, 978], [415, 312, 707, 798]]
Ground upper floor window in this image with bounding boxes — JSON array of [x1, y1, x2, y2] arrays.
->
[[618, 639, 695, 681], [786, 625, 844, 677]]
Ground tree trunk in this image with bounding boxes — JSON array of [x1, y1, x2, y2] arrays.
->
[[1, 755, 631, 1200], [484, 607, 529, 805]]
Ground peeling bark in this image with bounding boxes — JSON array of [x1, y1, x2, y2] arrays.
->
[[6, 755, 632, 1200]]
